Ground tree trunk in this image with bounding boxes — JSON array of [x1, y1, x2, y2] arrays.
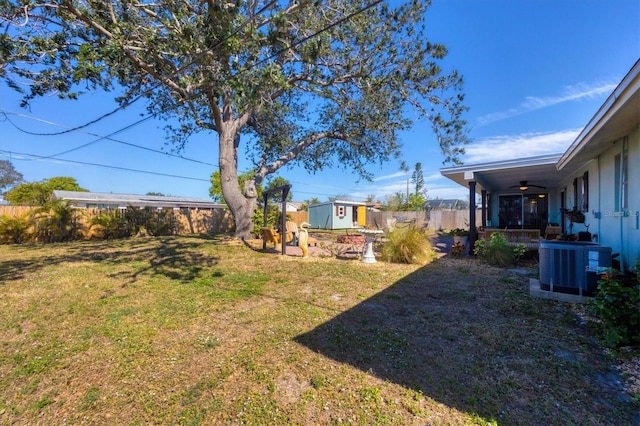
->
[[218, 128, 257, 239]]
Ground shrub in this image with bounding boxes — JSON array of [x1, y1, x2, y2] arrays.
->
[[448, 228, 469, 237], [473, 232, 514, 267], [380, 226, 436, 264], [252, 206, 279, 237], [123, 207, 176, 236], [589, 266, 640, 348], [450, 241, 465, 257], [90, 207, 177, 239], [90, 210, 129, 239], [30, 200, 78, 243], [0, 213, 31, 244]]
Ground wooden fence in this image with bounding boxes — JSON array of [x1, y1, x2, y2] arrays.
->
[[0, 205, 480, 237], [0, 206, 235, 236]]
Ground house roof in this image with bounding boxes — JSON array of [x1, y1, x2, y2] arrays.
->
[[440, 154, 570, 194], [286, 201, 304, 210], [557, 59, 640, 171], [425, 199, 468, 209], [309, 200, 367, 208], [52, 190, 226, 209]]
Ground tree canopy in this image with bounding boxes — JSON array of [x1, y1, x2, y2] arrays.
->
[[4, 176, 87, 206], [1, 0, 468, 237], [0, 160, 23, 193]]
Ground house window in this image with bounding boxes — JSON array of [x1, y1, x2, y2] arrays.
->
[[336, 205, 345, 217], [573, 171, 589, 212]]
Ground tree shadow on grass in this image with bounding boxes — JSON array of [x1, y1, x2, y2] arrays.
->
[[0, 236, 221, 285], [295, 258, 637, 425]]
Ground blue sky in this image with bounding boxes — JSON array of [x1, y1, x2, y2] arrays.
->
[[1, 0, 638, 203]]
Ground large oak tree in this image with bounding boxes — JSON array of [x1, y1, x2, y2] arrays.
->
[[0, 0, 468, 238]]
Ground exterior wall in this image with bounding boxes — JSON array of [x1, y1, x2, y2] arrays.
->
[[332, 202, 354, 229], [559, 124, 640, 270], [557, 159, 597, 236], [308, 202, 364, 229], [598, 126, 639, 270], [308, 203, 333, 229]]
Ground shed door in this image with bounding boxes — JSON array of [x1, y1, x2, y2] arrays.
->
[[357, 206, 366, 226]]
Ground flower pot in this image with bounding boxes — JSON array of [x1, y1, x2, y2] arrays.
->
[[452, 236, 468, 254]]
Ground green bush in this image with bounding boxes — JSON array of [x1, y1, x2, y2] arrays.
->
[[31, 200, 78, 243], [252, 206, 279, 237], [380, 227, 436, 264], [122, 207, 176, 236], [473, 232, 514, 267], [91, 207, 177, 239], [90, 209, 129, 239], [0, 214, 31, 244], [589, 266, 640, 348]]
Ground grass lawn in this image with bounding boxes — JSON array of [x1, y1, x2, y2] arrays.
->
[[0, 235, 637, 425]]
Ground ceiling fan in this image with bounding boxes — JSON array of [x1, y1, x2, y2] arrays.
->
[[510, 180, 547, 191]]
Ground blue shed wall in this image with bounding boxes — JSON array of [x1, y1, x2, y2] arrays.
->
[[309, 204, 333, 229]]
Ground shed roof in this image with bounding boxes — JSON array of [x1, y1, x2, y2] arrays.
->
[[308, 200, 366, 208], [52, 190, 225, 209]]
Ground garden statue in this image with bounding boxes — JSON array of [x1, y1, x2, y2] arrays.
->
[[298, 222, 310, 257]]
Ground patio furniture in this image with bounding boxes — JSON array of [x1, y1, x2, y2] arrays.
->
[[544, 226, 562, 240], [285, 221, 318, 247], [260, 227, 281, 248]]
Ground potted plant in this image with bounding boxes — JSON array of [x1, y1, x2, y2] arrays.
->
[[449, 228, 470, 249]]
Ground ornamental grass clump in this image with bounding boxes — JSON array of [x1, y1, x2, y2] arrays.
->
[[380, 226, 436, 264]]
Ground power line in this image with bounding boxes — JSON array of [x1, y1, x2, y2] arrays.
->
[[2, 1, 387, 196], [0, 110, 215, 166], [0, 150, 210, 182]]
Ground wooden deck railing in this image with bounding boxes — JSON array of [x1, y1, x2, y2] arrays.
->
[[480, 228, 542, 250]]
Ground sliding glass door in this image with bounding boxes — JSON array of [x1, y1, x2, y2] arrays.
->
[[498, 194, 548, 231]]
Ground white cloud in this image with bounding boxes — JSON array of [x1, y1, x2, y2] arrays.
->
[[477, 80, 618, 126], [349, 173, 469, 202], [372, 170, 410, 182], [462, 129, 581, 164]]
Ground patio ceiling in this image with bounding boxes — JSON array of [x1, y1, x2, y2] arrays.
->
[[440, 154, 574, 194]]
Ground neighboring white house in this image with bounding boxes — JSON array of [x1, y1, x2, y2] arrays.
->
[[441, 59, 639, 272], [286, 201, 303, 212], [52, 190, 226, 211]]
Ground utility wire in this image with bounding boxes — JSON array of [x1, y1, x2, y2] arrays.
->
[[3, 1, 385, 193], [0, 149, 370, 200], [1, 110, 215, 166], [0, 150, 210, 182]]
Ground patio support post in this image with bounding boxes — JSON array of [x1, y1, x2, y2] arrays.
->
[[280, 186, 290, 255], [481, 189, 487, 228], [262, 192, 269, 250], [469, 181, 477, 252]]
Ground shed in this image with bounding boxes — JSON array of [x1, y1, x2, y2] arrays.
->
[[308, 200, 366, 229]]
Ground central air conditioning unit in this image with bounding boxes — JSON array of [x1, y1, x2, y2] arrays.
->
[[539, 240, 612, 296]]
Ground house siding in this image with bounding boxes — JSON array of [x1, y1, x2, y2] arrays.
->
[[560, 124, 640, 269]]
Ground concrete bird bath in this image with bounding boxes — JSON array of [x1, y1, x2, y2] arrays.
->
[[359, 229, 384, 263]]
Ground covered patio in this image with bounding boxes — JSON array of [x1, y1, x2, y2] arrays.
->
[[440, 154, 581, 249]]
